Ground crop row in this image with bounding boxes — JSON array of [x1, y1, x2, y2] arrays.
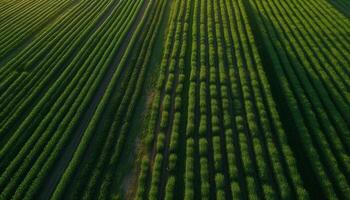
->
[[136, 0, 309, 199], [0, 0, 115, 128], [136, 0, 189, 198], [51, 0, 170, 199], [246, 0, 350, 198], [0, 0, 149, 199], [0, 0, 114, 162], [0, 0, 77, 59]]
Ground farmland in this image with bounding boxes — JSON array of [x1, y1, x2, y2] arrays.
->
[[0, 0, 349, 199]]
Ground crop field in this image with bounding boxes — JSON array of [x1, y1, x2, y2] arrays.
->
[[0, 0, 349, 199]]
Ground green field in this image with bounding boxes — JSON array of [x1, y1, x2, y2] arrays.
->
[[0, 0, 349, 199]]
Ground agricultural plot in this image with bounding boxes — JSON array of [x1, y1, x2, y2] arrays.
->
[[0, 0, 349, 199]]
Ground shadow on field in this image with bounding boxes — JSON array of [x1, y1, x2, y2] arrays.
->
[[242, 1, 328, 199], [328, 0, 350, 18]]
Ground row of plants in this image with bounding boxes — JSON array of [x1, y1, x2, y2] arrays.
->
[[137, 0, 310, 199], [0, 0, 120, 196], [267, 0, 350, 176], [0, 0, 114, 137], [247, 0, 350, 198], [0, 0, 112, 170], [0, 0, 147, 199], [0, 0, 117, 173], [136, 0, 188, 198], [58, 0, 169, 199], [147, 0, 190, 197], [0, 0, 75, 59]]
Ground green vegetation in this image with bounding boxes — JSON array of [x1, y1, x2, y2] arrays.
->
[[0, 0, 349, 199]]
